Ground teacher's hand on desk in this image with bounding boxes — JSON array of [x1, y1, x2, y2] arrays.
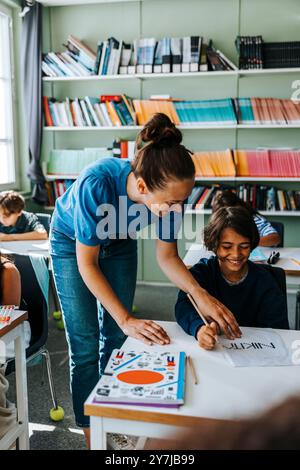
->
[[121, 317, 170, 346], [191, 286, 242, 340]]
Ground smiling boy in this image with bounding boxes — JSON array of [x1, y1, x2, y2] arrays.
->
[[175, 206, 289, 350], [0, 191, 48, 241]]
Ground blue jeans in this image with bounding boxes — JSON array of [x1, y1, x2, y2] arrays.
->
[[50, 229, 137, 427]]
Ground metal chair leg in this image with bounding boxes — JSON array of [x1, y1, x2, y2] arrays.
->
[[41, 349, 58, 410], [296, 291, 300, 330]]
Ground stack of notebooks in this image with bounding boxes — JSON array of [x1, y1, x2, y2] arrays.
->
[[92, 349, 186, 408]]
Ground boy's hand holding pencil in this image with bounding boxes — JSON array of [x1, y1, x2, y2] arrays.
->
[[197, 322, 219, 350]]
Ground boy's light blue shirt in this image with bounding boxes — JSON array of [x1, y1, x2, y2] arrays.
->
[[51, 157, 183, 246]]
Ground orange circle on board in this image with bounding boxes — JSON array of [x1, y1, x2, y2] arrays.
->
[[117, 370, 164, 385]]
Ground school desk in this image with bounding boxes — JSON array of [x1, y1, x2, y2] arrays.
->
[[84, 321, 300, 450], [0, 239, 50, 256], [0, 310, 29, 450]]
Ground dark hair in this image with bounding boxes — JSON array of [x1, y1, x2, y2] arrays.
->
[[211, 189, 257, 216], [203, 206, 260, 252], [0, 190, 25, 214], [131, 113, 195, 191]]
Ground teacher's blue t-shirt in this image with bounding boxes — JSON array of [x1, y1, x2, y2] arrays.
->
[[51, 157, 183, 246]]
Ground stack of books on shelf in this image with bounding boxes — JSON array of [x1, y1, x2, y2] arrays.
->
[[47, 147, 114, 177], [234, 149, 300, 177], [45, 179, 74, 207], [236, 36, 300, 69], [43, 94, 136, 127], [43, 95, 300, 128], [42, 35, 96, 77], [192, 148, 300, 177], [236, 98, 300, 125], [235, 36, 263, 69], [188, 184, 300, 212], [42, 35, 237, 77]]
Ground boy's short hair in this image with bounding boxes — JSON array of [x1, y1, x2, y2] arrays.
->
[[0, 191, 25, 215], [203, 206, 260, 252]]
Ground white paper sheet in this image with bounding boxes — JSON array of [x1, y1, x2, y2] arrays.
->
[[219, 327, 292, 367]]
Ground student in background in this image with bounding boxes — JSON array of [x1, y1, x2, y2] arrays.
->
[[0, 251, 21, 306], [0, 251, 20, 441], [175, 206, 289, 350], [211, 189, 281, 247], [0, 191, 47, 241]]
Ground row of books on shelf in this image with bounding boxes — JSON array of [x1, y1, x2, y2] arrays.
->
[[192, 148, 300, 177], [43, 94, 136, 128], [188, 185, 300, 212], [43, 95, 300, 127], [45, 179, 74, 207], [236, 36, 300, 69], [46, 141, 135, 177], [46, 145, 300, 179], [42, 34, 237, 78]]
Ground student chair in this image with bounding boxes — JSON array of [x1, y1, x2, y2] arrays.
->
[[36, 213, 64, 325], [260, 264, 288, 326], [268, 221, 284, 247], [36, 212, 51, 235], [5, 253, 64, 422]]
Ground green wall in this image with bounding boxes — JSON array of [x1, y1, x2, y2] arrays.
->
[[40, 0, 300, 282]]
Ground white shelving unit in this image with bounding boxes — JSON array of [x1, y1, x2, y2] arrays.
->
[[41, 0, 300, 228], [196, 177, 300, 182], [46, 174, 78, 180], [43, 124, 300, 131], [186, 209, 300, 217], [42, 67, 300, 81], [38, 0, 141, 6]]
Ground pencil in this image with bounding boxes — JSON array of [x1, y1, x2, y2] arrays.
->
[[187, 356, 198, 385], [291, 258, 300, 266], [187, 293, 219, 343], [187, 293, 208, 326]]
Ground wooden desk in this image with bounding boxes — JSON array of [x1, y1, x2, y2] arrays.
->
[[0, 311, 29, 450], [84, 321, 300, 450], [183, 244, 300, 285]]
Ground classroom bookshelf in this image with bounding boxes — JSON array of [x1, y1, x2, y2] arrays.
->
[[41, 0, 300, 283]]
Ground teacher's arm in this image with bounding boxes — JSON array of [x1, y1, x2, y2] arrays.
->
[[156, 239, 241, 339], [76, 241, 170, 345]]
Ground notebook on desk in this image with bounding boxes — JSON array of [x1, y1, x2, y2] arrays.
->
[[92, 349, 186, 407]]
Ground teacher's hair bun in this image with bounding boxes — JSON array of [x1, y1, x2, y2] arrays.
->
[[140, 113, 182, 146]]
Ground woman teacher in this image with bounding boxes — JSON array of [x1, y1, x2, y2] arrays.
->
[[50, 113, 241, 442]]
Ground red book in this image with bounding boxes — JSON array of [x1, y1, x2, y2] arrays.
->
[[43, 96, 54, 126], [120, 141, 128, 159], [100, 95, 122, 103]]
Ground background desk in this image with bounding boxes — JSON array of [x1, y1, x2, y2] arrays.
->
[[85, 321, 300, 450], [0, 311, 29, 450], [0, 240, 49, 257]]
